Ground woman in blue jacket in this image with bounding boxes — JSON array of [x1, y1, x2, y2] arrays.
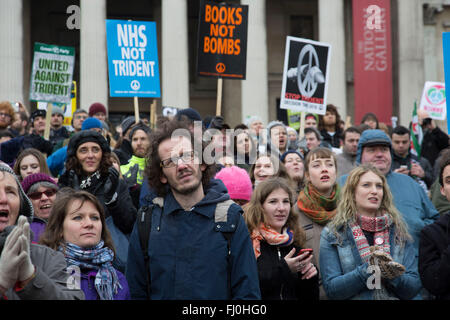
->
[[320, 164, 422, 300], [40, 190, 130, 300]]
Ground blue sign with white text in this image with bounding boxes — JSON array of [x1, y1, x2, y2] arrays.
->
[[442, 32, 450, 134], [106, 19, 161, 97]]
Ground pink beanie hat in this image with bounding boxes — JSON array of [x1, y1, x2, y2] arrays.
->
[[215, 166, 252, 201]]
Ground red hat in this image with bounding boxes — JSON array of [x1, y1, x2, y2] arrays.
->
[[215, 166, 252, 201], [88, 102, 107, 117]]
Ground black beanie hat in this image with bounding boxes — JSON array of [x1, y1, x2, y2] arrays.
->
[[30, 109, 46, 123], [176, 107, 202, 123], [67, 130, 110, 159], [129, 123, 151, 140]]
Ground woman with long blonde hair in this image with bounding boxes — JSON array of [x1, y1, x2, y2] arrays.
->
[[244, 178, 319, 300], [320, 164, 421, 300]]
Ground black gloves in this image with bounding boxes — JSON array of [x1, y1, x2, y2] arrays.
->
[[68, 170, 80, 190], [104, 167, 120, 205]]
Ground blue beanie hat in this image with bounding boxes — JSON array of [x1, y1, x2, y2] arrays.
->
[[81, 117, 102, 131]]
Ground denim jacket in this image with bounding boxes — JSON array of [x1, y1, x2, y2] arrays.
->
[[319, 225, 422, 300]]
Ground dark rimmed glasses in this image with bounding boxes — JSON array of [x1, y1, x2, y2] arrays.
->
[[160, 151, 197, 168]]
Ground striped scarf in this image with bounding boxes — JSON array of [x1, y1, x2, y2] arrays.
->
[[59, 241, 122, 300], [350, 213, 392, 263], [297, 182, 339, 225], [250, 224, 294, 259]]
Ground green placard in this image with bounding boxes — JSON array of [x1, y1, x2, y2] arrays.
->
[[30, 42, 75, 104], [287, 109, 301, 130]]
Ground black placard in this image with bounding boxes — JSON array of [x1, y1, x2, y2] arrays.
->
[[196, 1, 248, 79]]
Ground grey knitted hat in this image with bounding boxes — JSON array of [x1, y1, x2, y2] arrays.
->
[[0, 162, 34, 221]]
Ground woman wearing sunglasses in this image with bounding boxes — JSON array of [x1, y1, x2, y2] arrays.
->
[[21, 173, 59, 242]]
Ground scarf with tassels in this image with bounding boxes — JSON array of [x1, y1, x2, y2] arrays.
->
[[250, 224, 294, 259], [350, 213, 392, 263], [59, 240, 122, 300], [297, 182, 339, 225]]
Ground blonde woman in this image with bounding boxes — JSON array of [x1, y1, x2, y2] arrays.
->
[[244, 178, 319, 300], [319, 164, 421, 300]]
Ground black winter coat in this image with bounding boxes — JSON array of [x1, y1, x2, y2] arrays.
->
[[58, 169, 137, 234], [320, 129, 343, 149], [257, 240, 319, 300], [113, 139, 133, 165], [421, 126, 449, 167], [419, 213, 450, 299]]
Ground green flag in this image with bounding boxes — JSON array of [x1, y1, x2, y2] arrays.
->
[[410, 101, 421, 157]]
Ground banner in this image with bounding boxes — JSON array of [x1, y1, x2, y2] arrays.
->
[[280, 37, 331, 115], [30, 42, 75, 104], [106, 19, 161, 97], [419, 81, 446, 121], [38, 81, 77, 127], [197, 1, 248, 79], [352, 0, 393, 125]]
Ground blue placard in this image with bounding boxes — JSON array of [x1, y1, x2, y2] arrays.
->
[[106, 19, 161, 97], [442, 32, 450, 134]]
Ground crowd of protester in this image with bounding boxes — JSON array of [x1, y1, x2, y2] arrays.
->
[[0, 99, 450, 300]]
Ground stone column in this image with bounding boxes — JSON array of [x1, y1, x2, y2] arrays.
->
[[318, 0, 347, 118], [0, 0, 24, 103], [161, 0, 189, 108], [80, 0, 108, 111], [397, 0, 424, 126], [240, 0, 269, 125]]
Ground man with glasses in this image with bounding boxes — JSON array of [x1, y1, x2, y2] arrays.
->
[[0, 101, 15, 130], [21, 173, 59, 242], [126, 120, 261, 300]]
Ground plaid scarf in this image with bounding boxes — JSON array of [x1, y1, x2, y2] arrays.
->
[[350, 213, 392, 263], [59, 240, 121, 300], [297, 182, 339, 225], [250, 224, 294, 259]]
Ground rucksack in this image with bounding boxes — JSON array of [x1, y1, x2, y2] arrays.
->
[[136, 197, 238, 299]]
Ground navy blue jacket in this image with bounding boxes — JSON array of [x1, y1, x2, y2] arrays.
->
[[126, 179, 261, 300]]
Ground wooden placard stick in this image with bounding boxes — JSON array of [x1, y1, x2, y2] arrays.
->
[[134, 96, 140, 123], [216, 78, 223, 116], [43, 103, 53, 140]]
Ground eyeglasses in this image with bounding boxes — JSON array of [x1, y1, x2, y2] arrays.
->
[[160, 151, 196, 168], [28, 189, 57, 200], [0, 112, 11, 118]]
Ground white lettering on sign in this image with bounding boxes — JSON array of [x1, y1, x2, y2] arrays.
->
[[113, 23, 155, 77], [117, 24, 147, 47], [363, 7, 387, 72], [366, 5, 381, 30]]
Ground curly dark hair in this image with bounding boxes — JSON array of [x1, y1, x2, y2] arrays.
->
[[145, 120, 216, 197], [65, 150, 112, 177], [318, 104, 342, 132]]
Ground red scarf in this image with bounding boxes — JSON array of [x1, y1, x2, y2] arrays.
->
[[250, 224, 294, 259], [350, 213, 392, 263]]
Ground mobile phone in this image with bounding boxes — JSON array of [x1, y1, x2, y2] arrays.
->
[[297, 248, 313, 256], [400, 165, 407, 169]]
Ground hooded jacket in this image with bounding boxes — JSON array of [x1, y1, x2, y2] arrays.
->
[[0, 164, 84, 300], [126, 179, 261, 300], [339, 129, 439, 256], [419, 212, 450, 299]]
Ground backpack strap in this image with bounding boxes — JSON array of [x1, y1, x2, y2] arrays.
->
[[214, 199, 239, 299], [136, 196, 164, 299]]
